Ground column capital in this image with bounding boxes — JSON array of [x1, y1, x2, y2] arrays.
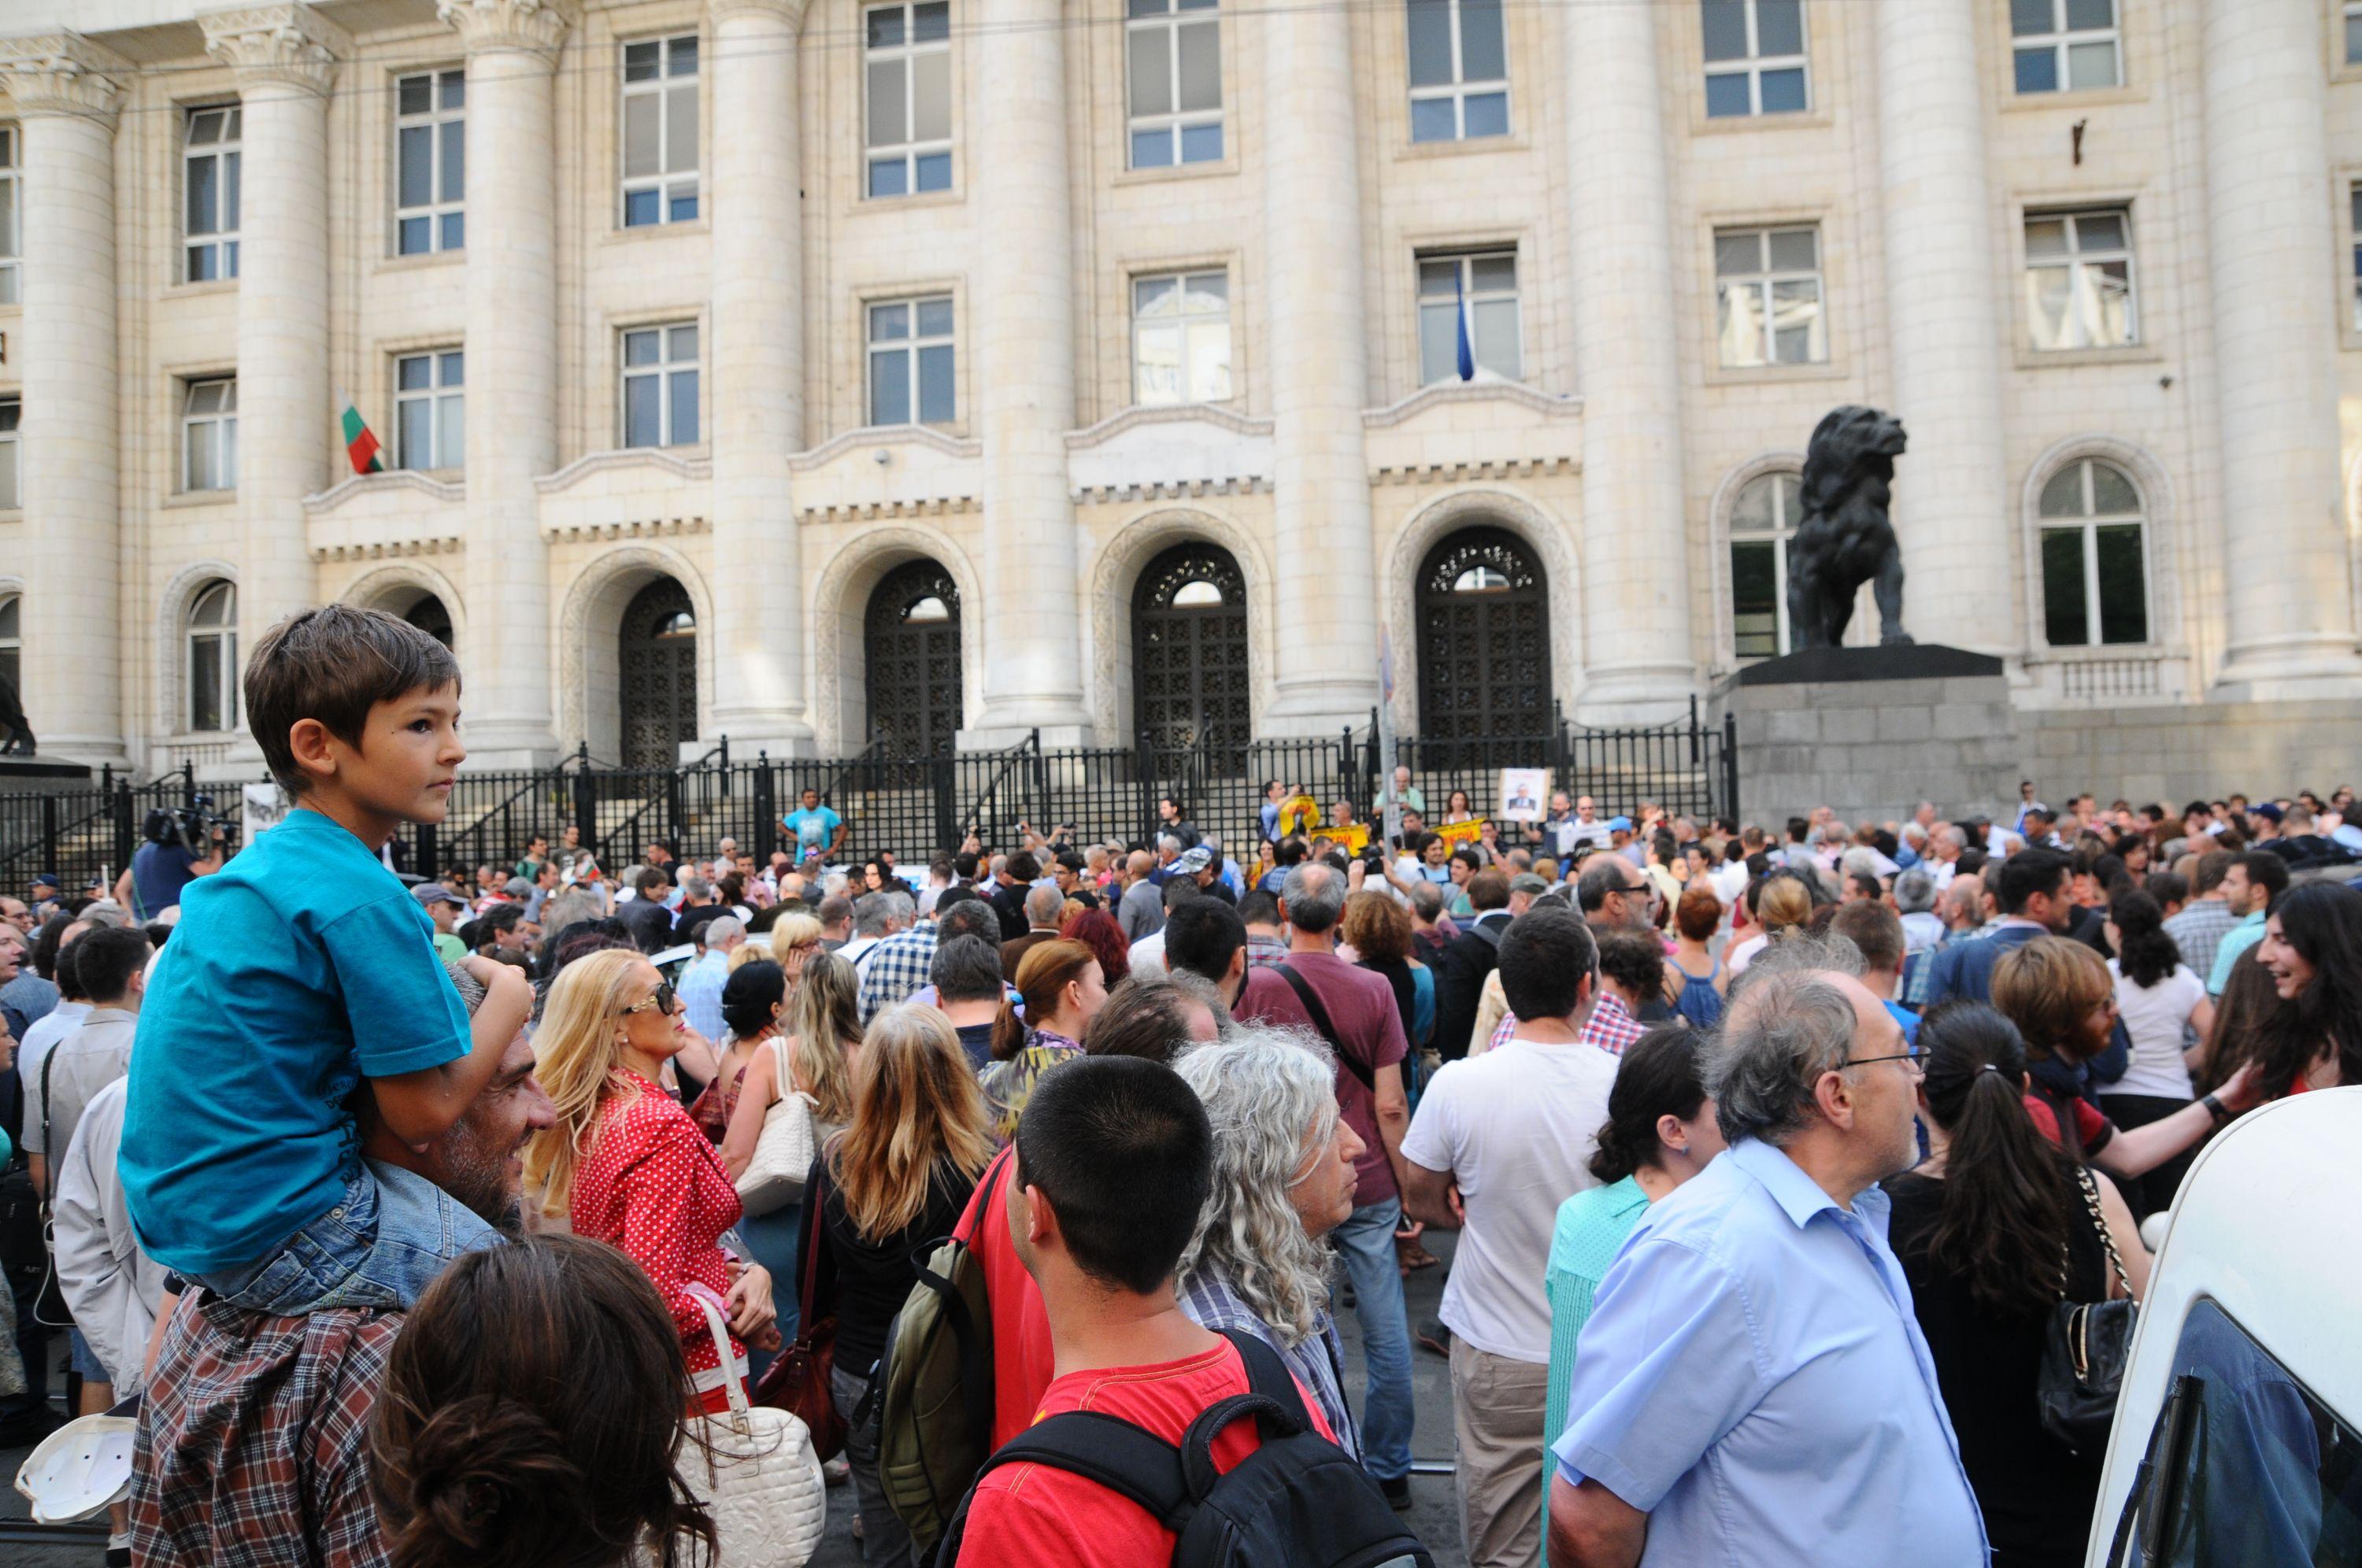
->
[[0, 34, 131, 124], [436, 0, 569, 61], [200, 4, 346, 94], [710, 0, 810, 28]]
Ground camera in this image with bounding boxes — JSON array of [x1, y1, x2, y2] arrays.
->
[[143, 794, 230, 856]]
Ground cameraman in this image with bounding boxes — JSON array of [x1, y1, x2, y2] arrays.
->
[[126, 807, 225, 921]]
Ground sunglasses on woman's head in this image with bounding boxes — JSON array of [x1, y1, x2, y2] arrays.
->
[[621, 980, 678, 1017]]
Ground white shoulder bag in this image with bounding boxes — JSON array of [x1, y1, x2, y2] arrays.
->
[[683, 1291, 826, 1567], [735, 1036, 817, 1217]]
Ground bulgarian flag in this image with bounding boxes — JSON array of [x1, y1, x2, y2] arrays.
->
[[338, 389, 385, 475]]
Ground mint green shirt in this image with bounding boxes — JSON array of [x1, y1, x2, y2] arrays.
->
[[2207, 909, 2268, 997], [1543, 1176, 1652, 1459]]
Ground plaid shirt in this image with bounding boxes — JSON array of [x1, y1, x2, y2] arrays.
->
[[1245, 933, 1290, 972], [1576, 992, 1649, 1056], [131, 1291, 399, 1567], [2163, 897, 2240, 982], [857, 923, 940, 1024], [1175, 1269, 1358, 1461]]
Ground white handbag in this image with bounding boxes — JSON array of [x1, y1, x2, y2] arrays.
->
[[735, 1037, 817, 1217], [683, 1291, 826, 1567]]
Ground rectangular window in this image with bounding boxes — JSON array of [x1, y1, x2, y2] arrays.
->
[[2349, 1, 2362, 67], [1406, 0, 1509, 142], [0, 126, 18, 305], [868, 295, 956, 425], [866, 2, 953, 198], [621, 324, 700, 447], [1133, 271, 1231, 405], [182, 377, 239, 492], [2025, 207, 2136, 350], [1127, 0, 1223, 169], [394, 70, 465, 255], [2352, 185, 2362, 332], [1416, 250, 1520, 384], [621, 35, 699, 227], [2011, 0, 2119, 94], [394, 349, 465, 471], [184, 105, 242, 282], [0, 398, 17, 509], [1714, 225, 1826, 367], [1701, 0, 1809, 117]]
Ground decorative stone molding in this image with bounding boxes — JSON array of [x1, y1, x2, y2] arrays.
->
[[437, 0, 569, 62], [1064, 403, 1274, 449], [538, 447, 712, 492], [1361, 380, 1582, 431], [1083, 505, 1277, 744], [807, 523, 983, 756], [1073, 476, 1270, 506], [557, 544, 714, 762], [339, 560, 470, 653], [311, 537, 465, 563], [0, 34, 131, 124], [709, 0, 811, 26], [790, 424, 980, 470], [303, 469, 463, 514], [200, 5, 348, 95], [542, 514, 710, 545], [151, 560, 239, 744], [799, 495, 978, 523], [1369, 457, 1573, 486]]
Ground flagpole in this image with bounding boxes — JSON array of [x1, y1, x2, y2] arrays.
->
[[1379, 623, 1400, 852]]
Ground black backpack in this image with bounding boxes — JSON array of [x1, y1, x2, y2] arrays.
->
[[932, 1329, 1433, 1568]]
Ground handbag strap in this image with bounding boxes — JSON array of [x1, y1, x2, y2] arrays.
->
[[689, 1288, 753, 1434], [1275, 963, 1375, 1093], [798, 1160, 831, 1332], [2071, 1163, 2133, 1300]]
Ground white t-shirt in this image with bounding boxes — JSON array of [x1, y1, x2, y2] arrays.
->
[[2108, 959, 2205, 1100], [1127, 929, 1169, 978], [1724, 931, 1769, 975], [1399, 1033, 1620, 1363]]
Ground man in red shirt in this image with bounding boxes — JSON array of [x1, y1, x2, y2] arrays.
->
[[953, 1056, 1335, 1566]]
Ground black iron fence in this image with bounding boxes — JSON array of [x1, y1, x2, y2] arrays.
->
[[2, 708, 1736, 893]]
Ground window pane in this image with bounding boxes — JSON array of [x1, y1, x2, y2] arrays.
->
[[188, 154, 217, 235], [1463, 92, 1509, 137], [1731, 474, 1778, 532], [2024, 217, 2069, 257], [2094, 524, 2146, 644], [2066, 39, 2116, 90], [868, 6, 905, 47], [0, 594, 16, 637], [872, 347, 911, 423], [1766, 227, 1816, 271], [441, 72, 465, 110], [869, 157, 909, 197], [2026, 265, 2072, 349], [624, 188, 660, 226], [441, 118, 465, 202], [668, 324, 698, 361], [1130, 0, 1166, 13], [397, 216, 431, 255], [1186, 272, 1227, 308], [871, 301, 910, 342], [1136, 275, 1179, 317], [1179, 122, 1223, 162], [668, 36, 698, 76], [914, 2, 951, 43], [2064, 0, 2112, 29], [669, 370, 699, 444], [1701, 0, 1749, 61], [398, 355, 431, 390], [1419, 301, 1460, 383], [916, 298, 954, 336], [2041, 527, 2090, 645], [2075, 211, 2125, 251], [1177, 20, 1220, 111], [625, 39, 660, 80], [624, 328, 661, 364], [1130, 27, 1172, 116], [2015, 46, 2058, 93], [1406, 0, 1454, 87], [440, 350, 465, 386], [190, 110, 220, 146], [2010, 0, 2053, 35], [398, 399, 431, 468], [1771, 278, 1823, 362], [1137, 320, 1180, 402], [1409, 97, 1458, 142], [398, 126, 433, 207], [437, 394, 465, 469], [1731, 540, 1779, 659], [399, 75, 431, 115], [1755, 0, 1803, 56], [1718, 281, 1767, 367], [1758, 68, 1807, 113], [667, 82, 699, 173], [222, 418, 237, 486], [915, 151, 952, 190], [0, 438, 16, 509], [1419, 258, 1461, 298], [1188, 322, 1231, 400], [2348, 13, 2362, 65], [625, 374, 661, 446], [917, 344, 955, 422], [2085, 259, 2134, 346], [2038, 464, 2086, 517], [1460, 0, 1505, 80], [624, 93, 661, 177], [1704, 71, 1753, 117], [2090, 461, 2138, 514], [913, 50, 951, 140], [1470, 253, 1515, 292], [1473, 298, 1519, 378], [191, 637, 223, 732], [1714, 231, 1760, 276]]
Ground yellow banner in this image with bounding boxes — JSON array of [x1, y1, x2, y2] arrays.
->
[[1433, 819, 1488, 850], [1312, 821, 1372, 854]]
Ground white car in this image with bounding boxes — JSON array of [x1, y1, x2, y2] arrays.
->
[[2084, 1085, 2362, 1566]]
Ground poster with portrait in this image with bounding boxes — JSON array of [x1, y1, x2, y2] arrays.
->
[[1499, 767, 1547, 823]]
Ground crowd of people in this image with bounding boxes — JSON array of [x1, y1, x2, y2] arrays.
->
[[1, 602, 2357, 1567]]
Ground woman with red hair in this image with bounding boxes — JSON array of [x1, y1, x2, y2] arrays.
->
[[1059, 906, 1131, 989]]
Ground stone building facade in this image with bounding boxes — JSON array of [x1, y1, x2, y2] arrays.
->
[[3, 0, 2362, 785]]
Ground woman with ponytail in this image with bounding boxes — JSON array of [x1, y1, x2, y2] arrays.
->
[[2099, 888, 2215, 1215], [1541, 1025, 1723, 1504], [1882, 1002, 2145, 1568], [978, 938, 1107, 1143], [371, 1233, 721, 1568]]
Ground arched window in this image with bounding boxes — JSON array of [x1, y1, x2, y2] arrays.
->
[[400, 593, 454, 649], [0, 591, 19, 694], [1415, 526, 1551, 752], [1727, 471, 1802, 660], [187, 579, 238, 733], [1132, 542, 1250, 756], [865, 559, 964, 758], [2038, 458, 2148, 646], [619, 579, 697, 768]]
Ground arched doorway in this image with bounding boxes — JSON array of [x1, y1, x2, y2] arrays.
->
[[1131, 542, 1249, 758], [396, 591, 454, 649], [620, 578, 697, 768], [864, 558, 963, 756], [1416, 526, 1552, 750]]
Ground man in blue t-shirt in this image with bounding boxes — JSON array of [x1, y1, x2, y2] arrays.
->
[[129, 823, 225, 920], [782, 786, 846, 867]]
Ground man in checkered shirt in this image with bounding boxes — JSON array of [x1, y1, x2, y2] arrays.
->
[[130, 964, 553, 1567], [856, 887, 1005, 1023]]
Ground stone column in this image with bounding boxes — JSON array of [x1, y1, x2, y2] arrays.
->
[[1874, 0, 2012, 657], [2203, 0, 2362, 690], [440, 0, 565, 764], [1260, 0, 1378, 734], [964, 0, 1090, 745], [1564, 0, 1693, 723], [706, 0, 814, 755], [202, 5, 339, 738], [3, 35, 128, 764]]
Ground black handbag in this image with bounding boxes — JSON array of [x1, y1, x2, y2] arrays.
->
[[2036, 1163, 2136, 1453]]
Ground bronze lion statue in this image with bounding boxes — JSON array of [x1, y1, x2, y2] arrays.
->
[[1786, 405, 1912, 649]]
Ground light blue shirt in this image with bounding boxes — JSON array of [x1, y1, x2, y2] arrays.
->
[[679, 947, 731, 1041], [2206, 909, 2267, 997], [1553, 1138, 1987, 1568]]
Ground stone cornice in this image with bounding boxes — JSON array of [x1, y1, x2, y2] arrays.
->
[[1064, 402, 1274, 449], [709, 0, 812, 28], [1361, 379, 1583, 430], [0, 34, 132, 124], [1073, 475, 1271, 505], [797, 494, 979, 523], [542, 513, 710, 544], [1371, 455, 1576, 485], [436, 0, 569, 62], [303, 468, 462, 514], [310, 535, 465, 563], [788, 423, 981, 470], [200, 5, 346, 95], [536, 446, 712, 493]]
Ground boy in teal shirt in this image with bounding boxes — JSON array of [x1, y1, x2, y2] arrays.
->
[[122, 605, 531, 1311]]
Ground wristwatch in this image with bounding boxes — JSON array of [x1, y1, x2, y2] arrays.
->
[[2200, 1092, 2230, 1124]]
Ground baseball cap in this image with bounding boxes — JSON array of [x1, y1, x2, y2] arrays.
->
[[2251, 802, 2285, 823], [503, 876, 534, 898], [411, 884, 466, 908], [1175, 846, 1214, 875], [1509, 873, 1550, 898], [1607, 816, 1634, 832], [30, 872, 60, 891]]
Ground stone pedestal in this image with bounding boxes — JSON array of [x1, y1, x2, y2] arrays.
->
[[0, 756, 94, 795], [1721, 647, 2018, 824]]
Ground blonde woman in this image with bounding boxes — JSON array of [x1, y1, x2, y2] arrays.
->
[[798, 1006, 992, 1562], [718, 952, 862, 1341], [523, 949, 776, 1415], [767, 912, 824, 989]]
